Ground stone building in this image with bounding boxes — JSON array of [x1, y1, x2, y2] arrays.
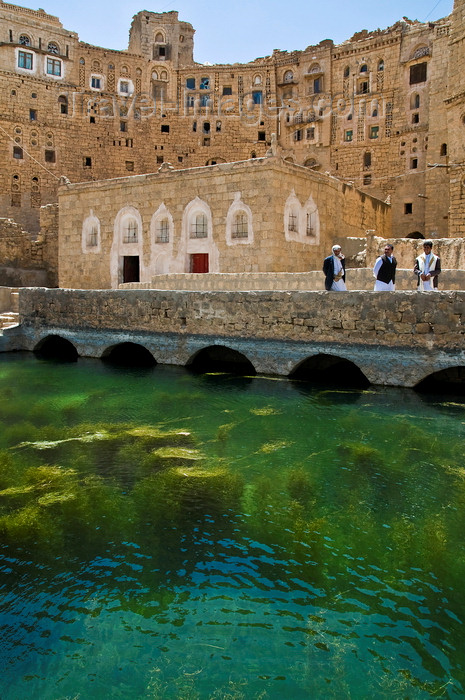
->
[[0, 0, 465, 273], [57, 156, 390, 289]]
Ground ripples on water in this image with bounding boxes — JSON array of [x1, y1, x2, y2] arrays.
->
[[0, 353, 464, 699]]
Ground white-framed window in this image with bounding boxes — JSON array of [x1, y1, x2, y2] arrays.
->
[[118, 79, 134, 96], [90, 74, 103, 90], [190, 213, 208, 238], [226, 193, 253, 246], [123, 219, 138, 243], [156, 218, 170, 243], [232, 212, 248, 238], [17, 50, 34, 71], [46, 57, 62, 77], [81, 211, 101, 254], [284, 190, 320, 244], [288, 211, 298, 232]]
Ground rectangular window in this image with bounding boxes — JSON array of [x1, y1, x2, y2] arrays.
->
[[369, 126, 379, 139], [404, 203, 413, 214], [156, 219, 170, 243], [124, 222, 138, 244], [83, 156, 91, 167], [306, 127, 315, 140], [13, 146, 23, 159], [313, 78, 321, 94], [157, 155, 164, 164], [294, 129, 302, 142], [18, 50, 33, 70], [358, 81, 369, 95], [306, 213, 315, 237], [203, 137, 210, 146], [46, 58, 61, 76], [222, 86, 232, 95], [344, 130, 353, 142], [410, 158, 418, 169], [252, 90, 262, 104], [120, 81, 129, 93], [161, 124, 170, 133], [125, 161, 134, 171], [120, 121, 127, 132], [288, 213, 298, 232], [45, 149, 56, 163], [412, 113, 419, 124], [363, 174, 372, 185], [258, 131, 266, 141], [191, 215, 208, 238], [29, 108, 37, 121], [410, 62, 427, 85], [87, 228, 98, 247], [91, 76, 101, 89], [186, 78, 195, 89], [232, 213, 248, 239]]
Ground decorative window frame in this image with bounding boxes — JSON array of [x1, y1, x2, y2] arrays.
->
[[118, 78, 134, 96], [110, 206, 145, 288], [90, 74, 104, 91], [81, 211, 101, 254], [16, 48, 35, 74], [226, 192, 253, 246], [179, 197, 219, 273], [150, 203, 174, 274], [284, 190, 320, 244]]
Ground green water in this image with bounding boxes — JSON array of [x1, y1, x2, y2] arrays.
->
[[0, 353, 465, 699]]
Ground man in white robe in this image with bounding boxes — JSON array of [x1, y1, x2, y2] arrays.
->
[[414, 240, 441, 291], [323, 245, 346, 291]]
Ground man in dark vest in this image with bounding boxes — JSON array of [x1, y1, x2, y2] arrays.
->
[[373, 243, 397, 291]]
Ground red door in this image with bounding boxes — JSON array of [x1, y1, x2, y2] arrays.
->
[[190, 253, 209, 273]]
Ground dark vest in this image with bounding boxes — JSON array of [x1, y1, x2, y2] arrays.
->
[[377, 255, 397, 284]]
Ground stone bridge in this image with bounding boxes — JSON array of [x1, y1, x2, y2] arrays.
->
[[1, 287, 465, 388]]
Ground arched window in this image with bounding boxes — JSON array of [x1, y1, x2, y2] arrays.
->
[[58, 95, 68, 114], [284, 70, 294, 83], [378, 59, 384, 71], [343, 65, 350, 78], [82, 211, 101, 253], [155, 32, 164, 43], [232, 212, 248, 239], [253, 74, 262, 85], [226, 193, 253, 245], [48, 42, 59, 55], [360, 64, 368, 73], [156, 218, 169, 243], [19, 35, 31, 46]]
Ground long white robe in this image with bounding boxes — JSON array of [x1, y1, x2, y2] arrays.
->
[[416, 253, 439, 291], [331, 255, 347, 291]]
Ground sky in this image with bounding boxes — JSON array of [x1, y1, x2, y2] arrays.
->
[[15, 0, 454, 64]]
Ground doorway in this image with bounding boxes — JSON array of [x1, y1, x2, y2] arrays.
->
[[190, 253, 209, 273], [123, 256, 140, 283]]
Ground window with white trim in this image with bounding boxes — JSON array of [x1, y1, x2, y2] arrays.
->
[[190, 213, 208, 238], [18, 51, 33, 70], [47, 58, 61, 76], [232, 212, 248, 239], [123, 219, 138, 243], [156, 218, 170, 243]]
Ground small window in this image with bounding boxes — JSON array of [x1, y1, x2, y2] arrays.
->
[[19, 35, 30, 46], [186, 77, 195, 89], [48, 42, 59, 55], [306, 127, 315, 140], [13, 146, 23, 159], [91, 76, 101, 89], [87, 226, 98, 247], [363, 174, 372, 185], [203, 137, 210, 146], [156, 218, 170, 243], [29, 109, 37, 121], [306, 212, 315, 237], [358, 81, 369, 95], [343, 65, 350, 78], [123, 220, 138, 244], [120, 121, 128, 132], [440, 143, 447, 156], [405, 203, 413, 214], [412, 113, 419, 124], [258, 131, 266, 141], [294, 129, 303, 142], [378, 59, 384, 71], [360, 64, 368, 73], [120, 81, 130, 94], [369, 126, 379, 139], [284, 70, 294, 83], [372, 109, 378, 117], [410, 62, 427, 85], [232, 212, 248, 239], [192, 121, 197, 132], [200, 94, 209, 107], [216, 121, 221, 132], [18, 51, 33, 70], [45, 150, 56, 163], [156, 155, 164, 164], [203, 122, 210, 133], [125, 161, 134, 171], [252, 90, 262, 104], [83, 156, 92, 167], [222, 85, 232, 95], [90, 116, 95, 124], [288, 212, 298, 233], [347, 113, 353, 121], [345, 130, 353, 142], [161, 124, 169, 133], [200, 77, 210, 90], [363, 151, 372, 168], [47, 58, 61, 76], [191, 213, 208, 238], [58, 95, 68, 114], [313, 78, 321, 94], [410, 158, 418, 169]]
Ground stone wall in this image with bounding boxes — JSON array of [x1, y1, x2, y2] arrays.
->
[[18, 287, 465, 352], [0, 203, 57, 286]]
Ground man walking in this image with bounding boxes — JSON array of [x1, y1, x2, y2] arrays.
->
[[373, 243, 397, 291]]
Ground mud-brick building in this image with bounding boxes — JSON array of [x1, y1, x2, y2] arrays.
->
[[57, 156, 390, 289], [2, 0, 465, 289]]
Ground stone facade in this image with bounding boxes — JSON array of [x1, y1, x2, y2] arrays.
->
[[57, 156, 391, 289], [1, 0, 465, 249]]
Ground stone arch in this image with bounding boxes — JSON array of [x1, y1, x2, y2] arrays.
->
[[110, 205, 145, 288], [187, 345, 256, 375], [82, 210, 101, 254], [289, 353, 370, 388], [406, 231, 424, 239], [34, 335, 78, 362], [303, 158, 320, 170], [415, 365, 465, 393], [101, 342, 156, 367], [178, 197, 219, 273], [226, 192, 253, 246]]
